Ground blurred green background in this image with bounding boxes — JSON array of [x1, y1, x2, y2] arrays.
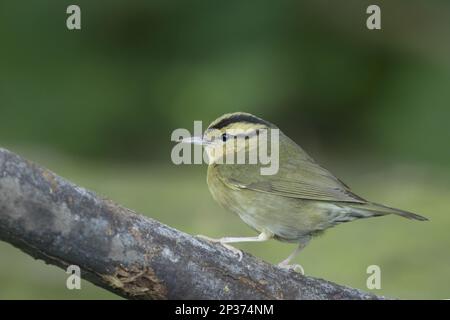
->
[[0, 0, 449, 299]]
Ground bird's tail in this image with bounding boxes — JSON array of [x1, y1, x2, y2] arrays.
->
[[347, 202, 428, 221]]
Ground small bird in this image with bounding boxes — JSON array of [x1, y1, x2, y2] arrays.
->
[[182, 112, 427, 271]]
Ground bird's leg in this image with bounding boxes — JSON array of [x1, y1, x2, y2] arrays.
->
[[277, 241, 308, 274], [196, 230, 273, 261]]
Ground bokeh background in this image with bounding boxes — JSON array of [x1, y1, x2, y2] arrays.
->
[[0, 0, 449, 299]]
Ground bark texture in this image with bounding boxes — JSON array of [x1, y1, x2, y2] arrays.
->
[[0, 148, 384, 300]]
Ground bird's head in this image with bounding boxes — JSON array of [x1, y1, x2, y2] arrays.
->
[[204, 112, 276, 164], [182, 112, 277, 164]]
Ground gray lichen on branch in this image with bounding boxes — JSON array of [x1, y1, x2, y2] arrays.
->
[[0, 148, 384, 300]]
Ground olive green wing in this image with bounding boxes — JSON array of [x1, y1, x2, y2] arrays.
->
[[215, 135, 366, 204], [216, 164, 365, 203]]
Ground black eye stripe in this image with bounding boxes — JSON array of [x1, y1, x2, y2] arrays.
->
[[220, 130, 260, 141], [221, 133, 228, 142]]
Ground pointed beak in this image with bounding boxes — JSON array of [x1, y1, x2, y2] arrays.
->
[[179, 136, 205, 145]]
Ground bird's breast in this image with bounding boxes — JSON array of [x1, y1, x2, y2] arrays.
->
[[206, 165, 331, 241]]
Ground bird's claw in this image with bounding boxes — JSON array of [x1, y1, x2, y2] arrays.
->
[[220, 243, 243, 261], [196, 235, 243, 261], [277, 263, 305, 275]]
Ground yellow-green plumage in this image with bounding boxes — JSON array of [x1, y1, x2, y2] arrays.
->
[[204, 112, 427, 248]]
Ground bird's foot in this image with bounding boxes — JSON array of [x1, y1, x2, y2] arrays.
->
[[277, 262, 305, 275], [196, 235, 243, 261]]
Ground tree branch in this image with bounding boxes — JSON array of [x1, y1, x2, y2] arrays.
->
[[0, 148, 384, 299]]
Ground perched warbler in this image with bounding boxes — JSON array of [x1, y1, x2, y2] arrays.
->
[[182, 112, 427, 271]]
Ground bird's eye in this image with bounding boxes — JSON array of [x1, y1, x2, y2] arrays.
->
[[221, 133, 229, 142]]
